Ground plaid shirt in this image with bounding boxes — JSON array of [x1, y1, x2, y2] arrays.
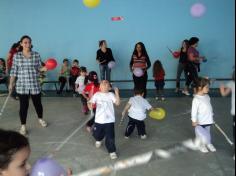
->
[[10, 51, 41, 95]]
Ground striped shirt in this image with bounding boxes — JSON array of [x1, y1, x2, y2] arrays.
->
[[10, 51, 41, 95]]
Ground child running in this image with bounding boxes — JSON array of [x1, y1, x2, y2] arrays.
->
[[191, 77, 216, 153], [122, 88, 153, 139], [88, 80, 120, 160], [82, 71, 100, 132], [75, 66, 89, 115]]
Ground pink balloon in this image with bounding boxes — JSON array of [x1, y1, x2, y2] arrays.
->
[[30, 157, 67, 176], [133, 68, 144, 77], [190, 3, 206, 17], [108, 61, 116, 69]]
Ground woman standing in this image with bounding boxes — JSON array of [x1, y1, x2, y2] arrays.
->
[[183, 37, 205, 95], [96, 40, 115, 81], [9, 35, 47, 135], [130, 42, 151, 98], [175, 40, 189, 93]]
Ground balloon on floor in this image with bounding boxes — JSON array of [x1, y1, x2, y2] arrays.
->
[[149, 108, 166, 120], [83, 0, 101, 8]]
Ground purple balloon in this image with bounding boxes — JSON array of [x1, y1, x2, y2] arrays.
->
[[108, 61, 116, 69], [30, 157, 67, 176], [133, 68, 144, 77], [190, 3, 206, 17]]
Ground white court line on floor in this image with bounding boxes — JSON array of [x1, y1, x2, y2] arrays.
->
[[47, 116, 93, 158], [73, 139, 198, 176]]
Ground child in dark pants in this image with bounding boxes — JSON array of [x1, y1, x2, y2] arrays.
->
[[153, 60, 166, 101], [75, 67, 89, 114], [88, 80, 120, 160], [82, 71, 100, 132], [122, 88, 153, 139]]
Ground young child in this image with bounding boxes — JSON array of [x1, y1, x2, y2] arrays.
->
[[153, 60, 166, 101], [75, 66, 89, 115], [88, 80, 120, 160], [220, 70, 235, 160], [0, 58, 7, 86], [70, 59, 80, 96], [0, 129, 72, 176], [191, 77, 216, 153], [82, 71, 100, 132], [57, 58, 70, 94], [122, 88, 153, 139]]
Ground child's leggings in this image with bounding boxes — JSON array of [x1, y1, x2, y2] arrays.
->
[[195, 125, 212, 145]]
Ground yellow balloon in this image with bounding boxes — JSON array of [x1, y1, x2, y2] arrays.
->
[[83, 0, 101, 8], [149, 108, 166, 120]]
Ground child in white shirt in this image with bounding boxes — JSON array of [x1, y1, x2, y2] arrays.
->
[[75, 67, 89, 114], [88, 80, 120, 160], [191, 77, 216, 153], [122, 88, 153, 139]]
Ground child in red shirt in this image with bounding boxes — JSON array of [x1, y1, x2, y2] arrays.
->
[[69, 59, 80, 96], [82, 71, 100, 132], [153, 60, 166, 101]]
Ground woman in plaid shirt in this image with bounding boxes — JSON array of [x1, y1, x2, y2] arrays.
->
[[9, 35, 48, 135]]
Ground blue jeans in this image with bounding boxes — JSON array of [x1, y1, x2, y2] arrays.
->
[[99, 64, 111, 81]]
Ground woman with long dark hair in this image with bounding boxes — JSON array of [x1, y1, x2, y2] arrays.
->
[[130, 42, 151, 98], [175, 40, 189, 93], [96, 40, 115, 81], [9, 35, 48, 135]]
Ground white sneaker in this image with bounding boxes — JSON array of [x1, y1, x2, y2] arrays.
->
[[161, 97, 166, 101], [110, 152, 118, 160], [19, 125, 27, 136], [182, 90, 190, 96], [141, 135, 147, 140], [199, 145, 209, 153], [207, 144, 216, 152], [95, 141, 102, 148], [124, 136, 129, 139], [155, 97, 159, 100], [39, 119, 47, 127]]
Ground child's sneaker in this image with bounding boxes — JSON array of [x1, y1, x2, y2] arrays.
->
[[155, 97, 159, 101], [206, 144, 216, 152], [199, 145, 209, 153], [141, 135, 147, 140], [161, 97, 166, 101], [95, 141, 102, 148], [39, 119, 47, 128], [110, 152, 118, 160], [182, 90, 190, 96], [19, 125, 27, 136], [124, 136, 129, 139]]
